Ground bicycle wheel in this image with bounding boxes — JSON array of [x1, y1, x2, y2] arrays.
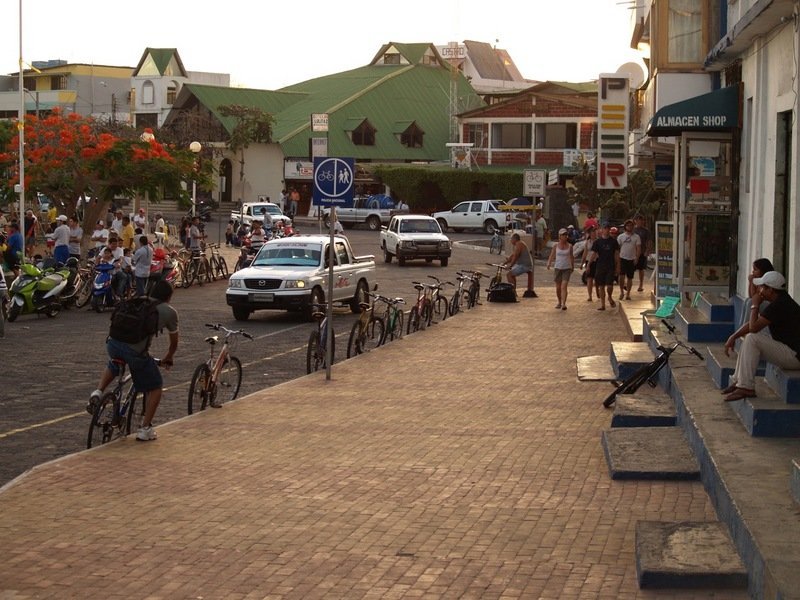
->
[[74, 277, 92, 308], [387, 309, 404, 342], [432, 296, 449, 322], [188, 363, 211, 414], [87, 392, 117, 449], [216, 257, 229, 279], [126, 389, 146, 436], [180, 262, 192, 288], [217, 356, 243, 403], [490, 235, 503, 254], [407, 307, 421, 334], [421, 302, 432, 328], [202, 258, 213, 283], [307, 329, 325, 373], [467, 282, 480, 308], [347, 321, 363, 358]]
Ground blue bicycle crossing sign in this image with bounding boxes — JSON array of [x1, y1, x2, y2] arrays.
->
[[313, 157, 355, 207]]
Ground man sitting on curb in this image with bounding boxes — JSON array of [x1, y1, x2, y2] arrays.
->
[[723, 271, 800, 401], [503, 233, 537, 298]]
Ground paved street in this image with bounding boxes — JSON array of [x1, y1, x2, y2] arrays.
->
[[0, 228, 502, 486]]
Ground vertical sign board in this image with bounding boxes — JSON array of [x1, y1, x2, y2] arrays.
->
[[597, 75, 629, 190], [523, 169, 546, 196], [312, 157, 355, 208], [655, 221, 679, 299]]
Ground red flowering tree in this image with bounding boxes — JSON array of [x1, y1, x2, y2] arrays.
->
[[0, 110, 198, 240]]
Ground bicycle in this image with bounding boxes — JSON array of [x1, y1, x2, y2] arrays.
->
[[450, 271, 474, 315], [188, 323, 253, 414], [602, 319, 704, 408], [307, 303, 335, 373], [347, 292, 385, 358], [186, 246, 213, 286], [407, 281, 432, 334], [86, 358, 160, 449], [425, 275, 452, 326], [462, 269, 484, 308], [207, 243, 230, 280], [489, 227, 505, 254], [375, 293, 405, 344]]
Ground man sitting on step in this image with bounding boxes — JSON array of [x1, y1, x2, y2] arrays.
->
[[722, 271, 800, 401]]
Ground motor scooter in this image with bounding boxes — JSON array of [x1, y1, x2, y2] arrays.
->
[[6, 260, 75, 321], [90, 262, 119, 313]]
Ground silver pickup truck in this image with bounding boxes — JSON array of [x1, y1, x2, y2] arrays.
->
[[226, 235, 376, 321], [323, 195, 403, 231]]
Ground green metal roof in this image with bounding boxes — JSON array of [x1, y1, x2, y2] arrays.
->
[[168, 46, 484, 162]]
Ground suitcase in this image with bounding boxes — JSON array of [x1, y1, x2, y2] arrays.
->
[[487, 282, 518, 302]]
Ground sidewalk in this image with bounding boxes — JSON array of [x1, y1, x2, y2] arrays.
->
[[0, 285, 756, 598]]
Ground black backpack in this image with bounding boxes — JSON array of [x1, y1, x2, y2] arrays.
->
[[487, 283, 518, 303], [109, 296, 161, 344]]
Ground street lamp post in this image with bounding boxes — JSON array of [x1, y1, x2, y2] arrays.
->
[[17, 0, 26, 261], [190, 141, 201, 217]]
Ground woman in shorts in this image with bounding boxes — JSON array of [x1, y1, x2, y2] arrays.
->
[[547, 228, 575, 310]]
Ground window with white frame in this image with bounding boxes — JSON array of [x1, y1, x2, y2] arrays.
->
[[466, 123, 485, 148], [490, 123, 531, 149], [142, 81, 155, 105], [534, 123, 577, 149]]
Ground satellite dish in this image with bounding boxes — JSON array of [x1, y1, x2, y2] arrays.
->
[[615, 61, 646, 89]]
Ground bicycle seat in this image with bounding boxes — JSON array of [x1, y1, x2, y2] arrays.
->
[[394, 298, 406, 304], [358, 302, 371, 310], [110, 358, 126, 367], [205, 336, 219, 345]]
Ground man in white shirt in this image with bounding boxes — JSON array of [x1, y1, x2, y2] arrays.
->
[[90, 220, 109, 257], [154, 212, 167, 246], [133, 208, 147, 231], [616, 219, 641, 301], [52, 215, 71, 265], [67, 216, 83, 259], [111, 210, 124, 237]]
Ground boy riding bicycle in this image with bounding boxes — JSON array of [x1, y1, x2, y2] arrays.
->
[[87, 280, 179, 441]]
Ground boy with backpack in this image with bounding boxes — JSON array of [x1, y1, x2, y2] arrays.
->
[[87, 280, 179, 441]]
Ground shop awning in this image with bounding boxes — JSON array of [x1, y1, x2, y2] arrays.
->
[[646, 86, 740, 137]]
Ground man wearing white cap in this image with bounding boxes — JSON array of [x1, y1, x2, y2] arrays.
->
[[723, 271, 800, 401], [52, 215, 71, 265]]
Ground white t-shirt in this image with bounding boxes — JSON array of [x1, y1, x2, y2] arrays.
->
[[617, 232, 641, 261], [91, 227, 109, 249], [53, 223, 70, 247], [133, 213, 147, 230], [111, 218, 123, 236]]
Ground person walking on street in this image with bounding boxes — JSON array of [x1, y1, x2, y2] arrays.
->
[[587, 223, 620, 311], [547, 228, 575, 310], [87, 280, 179, 441], [533, 211, 547, 257], [503, 233, 537, 298], [616, 219, 641, 301], [581, 226, 598, 301], [633, 214, 651, 292], [722, 271, 800, 402], [132, 235, 153, 296]]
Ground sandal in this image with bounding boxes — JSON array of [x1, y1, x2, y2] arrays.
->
[[609, 299, 616, 308], [724, 388, 756, 402], [720, 383, 738, 395]]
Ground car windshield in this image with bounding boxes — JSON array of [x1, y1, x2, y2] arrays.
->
[[251, 204, 282, 217], [251, 243, 322, 267], [399, 219, 441, 234]]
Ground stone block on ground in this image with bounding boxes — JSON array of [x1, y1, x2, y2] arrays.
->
[[611, 393, 676, 427], [636, 521, 747, 589], [601, 427, 699, 480]]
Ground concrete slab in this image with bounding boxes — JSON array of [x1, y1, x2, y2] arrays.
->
[[610, 341, 655, 380], [601, 427, 700, 480], [636, 521, 748, 589], [611, 393, 677, 427], [792, 459, 800, 505], [576, 355, 616, 381]]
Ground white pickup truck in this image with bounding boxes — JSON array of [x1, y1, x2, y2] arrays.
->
[[322, 194, 400, 231], [226, 235, 376, 321], [380, 215, 451, 267], [231, 202, 292, 229], [432, 199, 510, 234]]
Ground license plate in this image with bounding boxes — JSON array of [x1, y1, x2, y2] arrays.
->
[[251, 292, 274, 302]]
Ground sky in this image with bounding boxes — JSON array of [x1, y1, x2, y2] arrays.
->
[[3, 0, 645, 90]]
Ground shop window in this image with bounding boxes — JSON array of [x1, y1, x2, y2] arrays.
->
[[655, 0, 709, 68]]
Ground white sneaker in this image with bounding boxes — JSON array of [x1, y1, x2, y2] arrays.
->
[[136, 425, 157, 441], [86, 389, 103, 414]]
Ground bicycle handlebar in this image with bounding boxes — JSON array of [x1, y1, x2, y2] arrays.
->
[[205, 323, 253, 339]]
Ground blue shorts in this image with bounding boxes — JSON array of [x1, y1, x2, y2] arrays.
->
[[511, 263, 532, 277], [106, 338, 162, 392]]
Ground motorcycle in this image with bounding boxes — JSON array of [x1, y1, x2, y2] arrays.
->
[[6, 259, 79, 321]]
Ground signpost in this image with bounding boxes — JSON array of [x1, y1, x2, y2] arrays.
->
[[313, 157, 355, 380], [523, 169, 546, 197]]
